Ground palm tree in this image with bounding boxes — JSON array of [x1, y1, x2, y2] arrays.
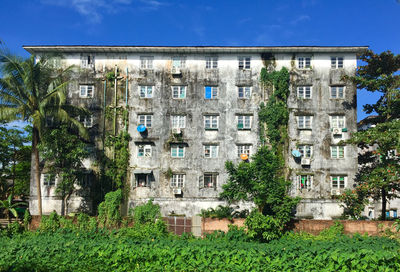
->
[[0, 49, 88, 216]]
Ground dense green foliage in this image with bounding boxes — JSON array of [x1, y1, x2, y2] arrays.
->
[[342, 50, 400, 219], [199, 205, 248, 220], [97, 189, 123, 228], [1, 231, 400, 271], [131, 199, 162, 225]]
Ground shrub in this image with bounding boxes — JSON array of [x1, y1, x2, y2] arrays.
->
[[97, 189, 122, 228], [132, 199, 162, 225], [39, 211, 60, 232], [245, 210, 283, 242]]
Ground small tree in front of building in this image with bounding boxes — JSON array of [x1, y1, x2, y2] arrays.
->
[[39, 125, 89, 215]]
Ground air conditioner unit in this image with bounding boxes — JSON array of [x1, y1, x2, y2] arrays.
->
[[331, 189, 341, 196], [171, 67, 181, 75], [332, 128, 342, 135], [173, 188, 182, 195], [172, 128, 181, 134], [301, 158, 311, 166]]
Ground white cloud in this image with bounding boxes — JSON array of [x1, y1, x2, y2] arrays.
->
[[290, 15, 311, 25], [41, 0, 167, 23]]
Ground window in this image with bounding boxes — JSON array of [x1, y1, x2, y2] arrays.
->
[[172, 57, 185, 68], [139, 86, 153, 98], [331, 57, 343, 69], [331, 146, 345, 159], [238, 86, 251, 99], [140, 56, 153, 69], [205, 86, 218, 99], [298, 57, 311, 69], [79, 115, 93, 128], [138, 114, 152, 128], [172, 86, 186, 99], [137, 145, 152, 157], [297, 175, 313, 190], [171, 145, 185, 158], [79, 173, 93, 188], [237, 115, 251, 130], [298, 145, 313, 158], [204, 145, 218, 158], [330, 86, 345, 99], [297, 116, 312, 129], [206, 57, 218, 69], [331, 176, 346, 189], [171, 115, 186, 129], [43, 174, 55, 186], [330, 116, 345, 129], [203, 173, 218, 188], [204, 115, 218, 130], [79, 85, 94, 98], [238, 56, 251, 69], [297, 86, 312, 99], [81, 55, 94, 68], [136, 174, 151, 187], [171, 174, 185, 188], [237, 145, 251, 158]]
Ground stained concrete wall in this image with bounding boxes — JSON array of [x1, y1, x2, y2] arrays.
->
[[28, 48, 360, 219]]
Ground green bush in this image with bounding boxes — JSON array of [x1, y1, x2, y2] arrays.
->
[[38, 211, 60, 232], [245, 211, 283, 242], [97, 189, 122, 228], [132, 199, 162, 225]]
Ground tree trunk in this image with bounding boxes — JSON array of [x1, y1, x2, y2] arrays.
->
[[382, 187, 387, 220], [33, 127, 42, 217]]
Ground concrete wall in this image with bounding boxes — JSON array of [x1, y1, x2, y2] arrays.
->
[[29, 48, 360, 219]]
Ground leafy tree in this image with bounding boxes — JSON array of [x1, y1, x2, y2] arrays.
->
[[39, 125, 89, 215], [0, 125, 31, 199], [220, 146, 300, 240], [0, 49, 88, 216], [344, 50, 400, 220]]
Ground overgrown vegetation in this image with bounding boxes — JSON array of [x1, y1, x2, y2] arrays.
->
[[199, 205, 248, 220], [220, 67, 299, 242]]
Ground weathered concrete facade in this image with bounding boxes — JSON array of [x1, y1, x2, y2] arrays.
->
[[24, 46, 367, 218]]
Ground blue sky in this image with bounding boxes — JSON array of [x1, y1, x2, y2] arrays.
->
[[1, 0, 399, 121]]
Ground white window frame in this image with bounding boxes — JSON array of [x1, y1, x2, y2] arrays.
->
[[331, 56, 344, 69], [172, 86, 186, 99], [172, 57, 185, 68], [79, 115, 93, 128], [298, 56, 311, 69], [297, 116, 312, 129], [43, 174, 55, 186], [139, 85, 153, 98], [297, 86, 312, 99], [203, 173, 218, 188], [204, 115, 219, 130], [171, 115, 186, 129], [205, 56, 218, 69], [330, 86, 345, 99], [298, 145, 313, 158], [171, 174, 185, 188], [331, 176, 347, 189], [238, 86, 251, 99], [297, 175, 313, 190], [204, 86, 218, 99], [137, 144, 152, 157], [237, 144, 251, 158], [81, 55, 94, 68], [79, 85, 94, 98], [140, 56, 154, 69], [330, 115, 345, 129], [238, 56, 251, 69], [237, 115, 251, 130], [204, 145, 219, 158], [171, 145, 185, 158], [331, 146, 345, 159], [138, 114, 152, 128]]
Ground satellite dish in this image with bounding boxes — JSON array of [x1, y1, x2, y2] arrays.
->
[[292, 150, 302, 158], [137, 124, 146, 133], [240, 154, 248, 161]]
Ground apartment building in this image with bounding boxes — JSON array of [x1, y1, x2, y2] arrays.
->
[[24, 46, 367, 218]]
